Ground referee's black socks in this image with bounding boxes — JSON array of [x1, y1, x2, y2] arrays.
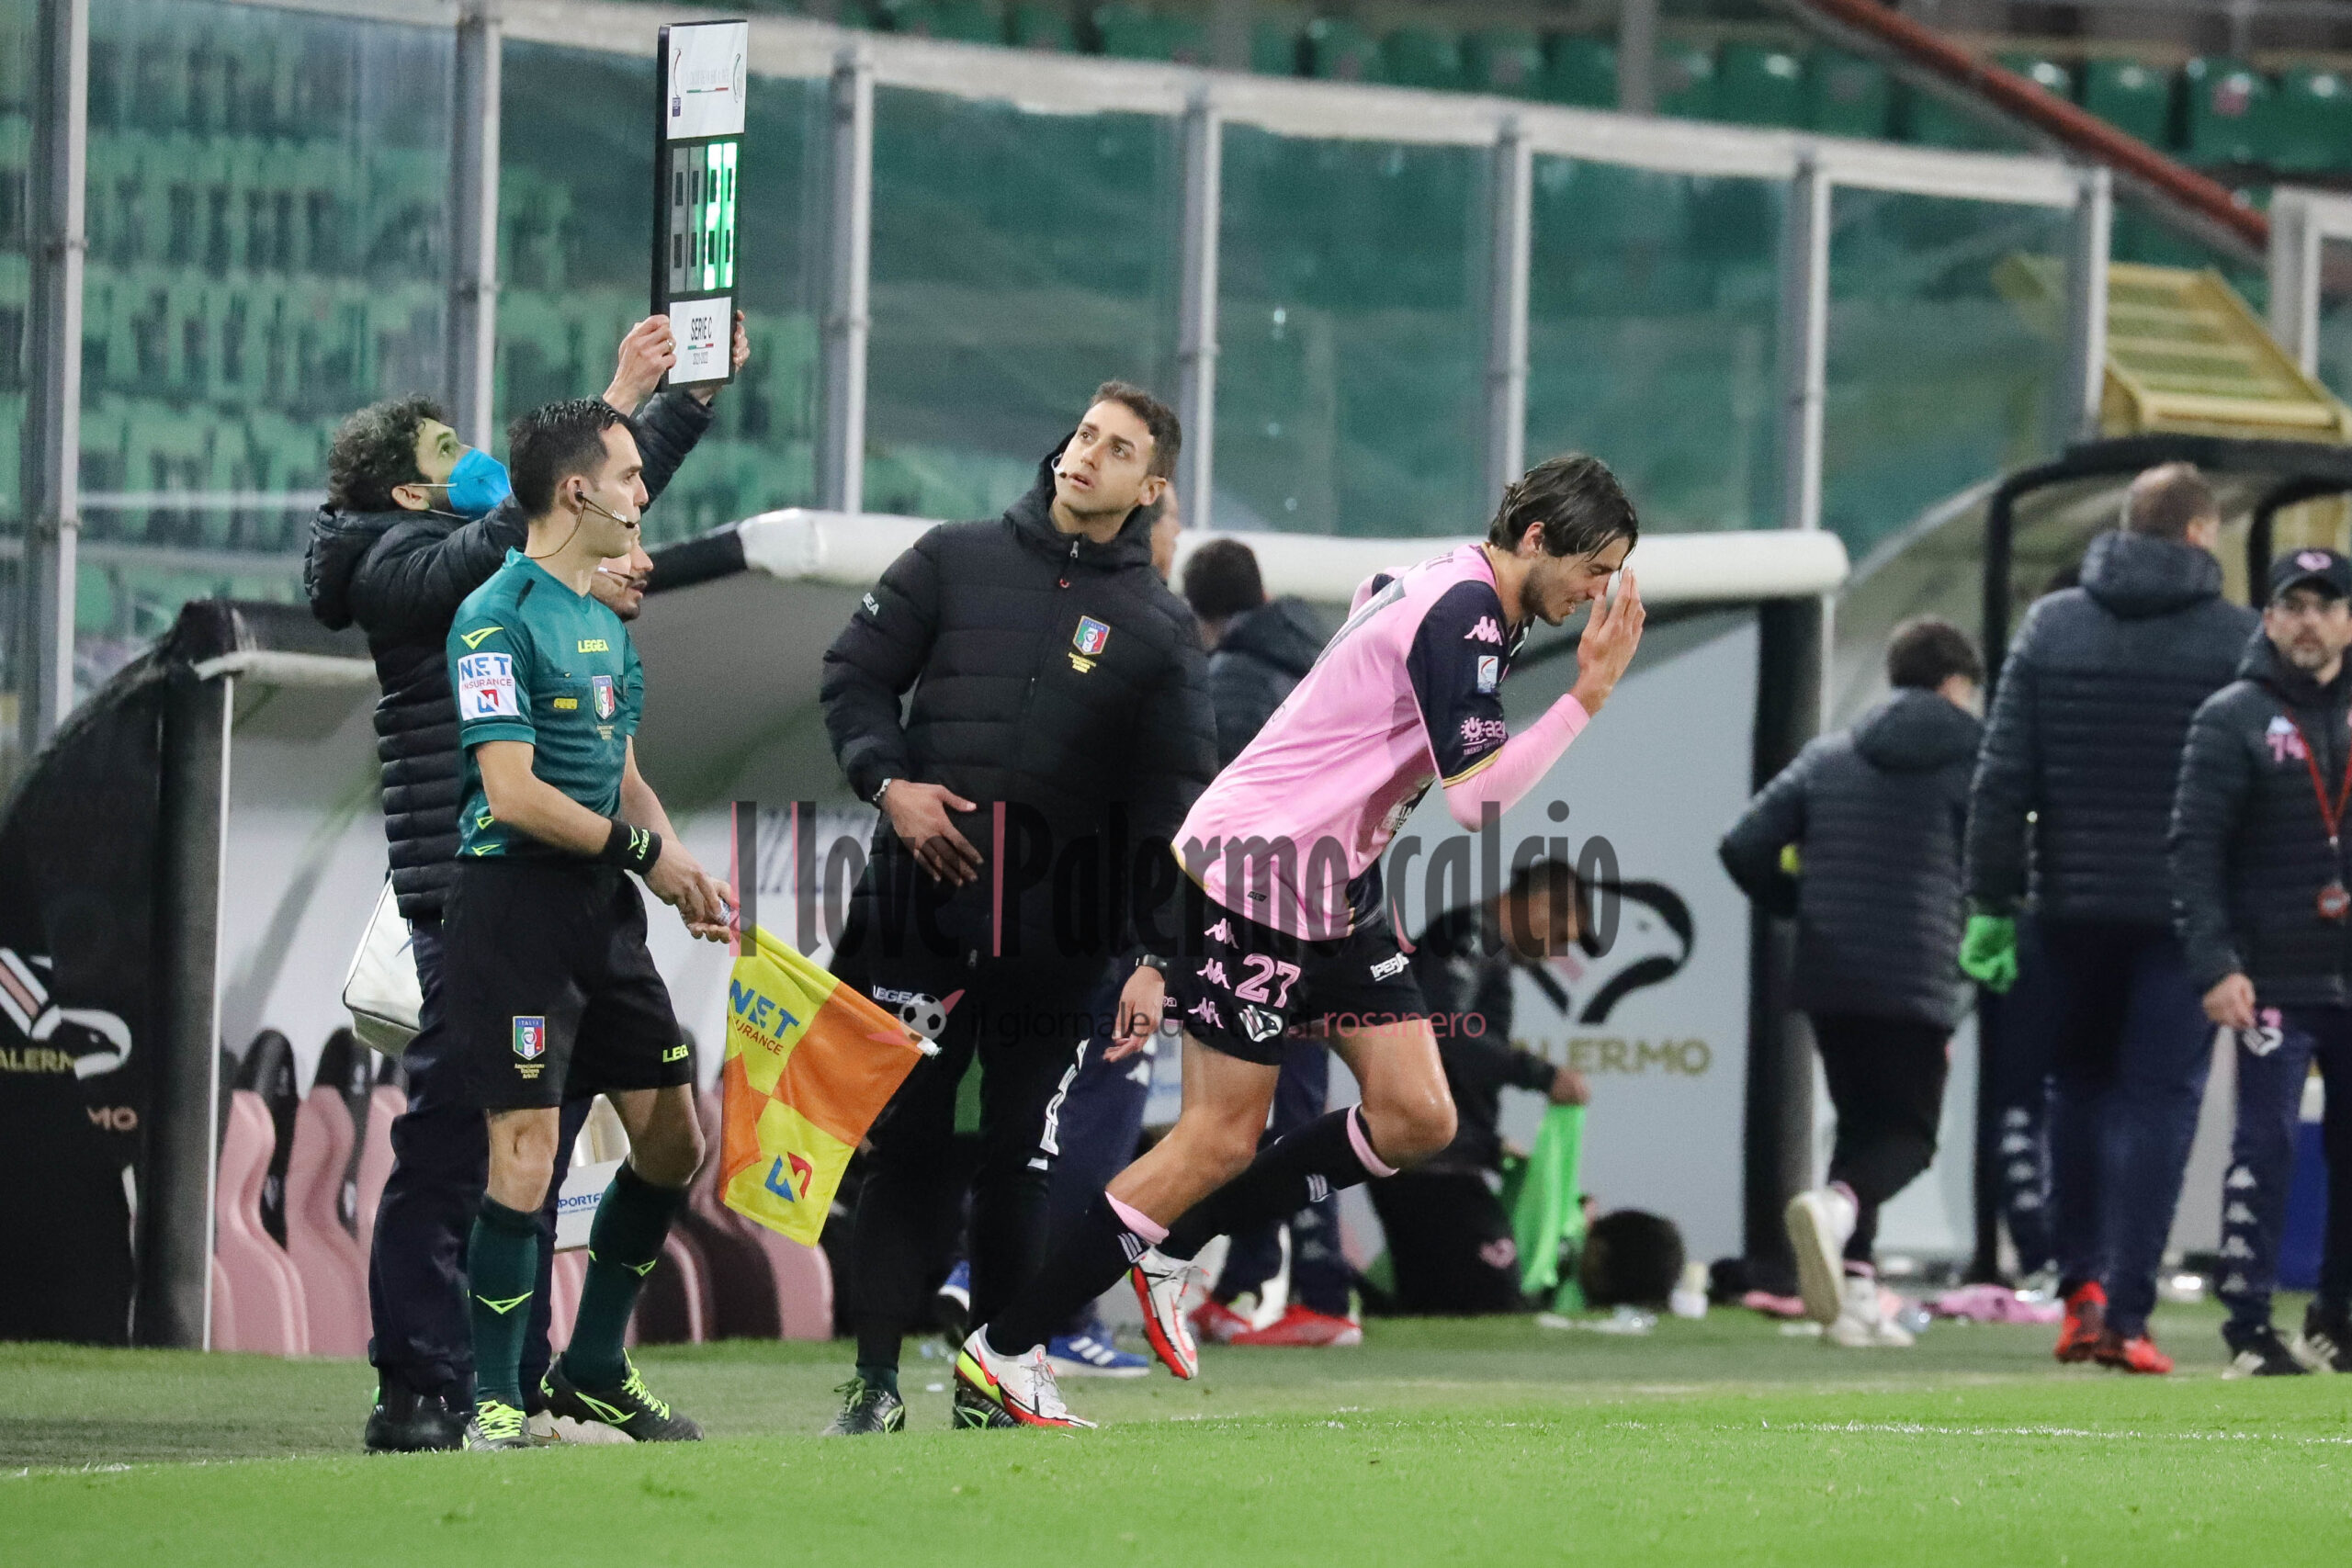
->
[[562, 1163, 687, 1388], [467, 1196, 540, 1412], [1162, 1107, 1389, 1263]]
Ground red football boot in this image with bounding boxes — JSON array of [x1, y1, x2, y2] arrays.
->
[[2054, 1280, 2107, 1364], [1189, 1297, 1255, 1346], [2092, 1329, 2174, 1375], [1229, 1304, 1364, 1348]]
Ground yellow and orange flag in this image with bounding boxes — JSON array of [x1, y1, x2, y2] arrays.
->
[[719, 926, 933, 1244]]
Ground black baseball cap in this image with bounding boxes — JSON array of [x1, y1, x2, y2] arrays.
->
[[2267, 547, 2352, 604]]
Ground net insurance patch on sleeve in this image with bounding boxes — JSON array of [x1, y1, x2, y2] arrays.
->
[[457, 651, 521, 719]]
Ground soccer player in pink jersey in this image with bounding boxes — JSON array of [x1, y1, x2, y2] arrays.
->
[[952, 456, 1645, 1427]]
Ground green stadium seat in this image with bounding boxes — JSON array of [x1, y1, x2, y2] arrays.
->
[[1382, 27, 1463, 93], [1902, 80, 2005, 150], [1464, 30, 1543, 98], [1806, 50, 1889, 139], [1008, 2, 1075, 52], [2184, 57, 2278, 165], [2273, 66, 2352, 173], [2080, 58, 2174, 147], [1714, 42, 1804, 128], [880, 0, 1006, 42], [1251, 18, 1301, 76], [1093, 6, 1184, 61], [1655, 40, 1716, 120], [1538, 34, 1615, 108], [1305, 17, 1381, 84], [1997, 53, 2075, 104]]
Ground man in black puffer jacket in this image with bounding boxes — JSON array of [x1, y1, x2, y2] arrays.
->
[[305, 314, 741, 1451], [1723, 617, 1983, 1347], [1964, 462, 2258, 1374], [1182, 537, 1329, 768], [817, 382, 1216, 1434], [2172, 548, 2352, 1377]]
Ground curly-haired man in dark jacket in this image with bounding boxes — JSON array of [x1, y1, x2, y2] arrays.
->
[[2171, 547, 2352, 1377], [306, 313, 746, 1451], [1724, 617, 1983, 1348], [1963, 462, 2258, 1374]]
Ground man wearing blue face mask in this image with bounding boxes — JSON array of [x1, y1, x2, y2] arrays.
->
[[305, 311, 751, 1451]]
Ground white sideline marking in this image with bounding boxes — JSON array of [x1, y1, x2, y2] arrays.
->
[[1611, 1418, 2352, 1448]]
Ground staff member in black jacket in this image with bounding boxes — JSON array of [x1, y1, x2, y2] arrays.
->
[[2172, 548, 2352, 1378], [1723, 618, 1983, 1348], [1366, 861, 1590, 1315], [1962, 463, 2258, 1375], [818, 382, 1216, 1435], [305, 313, 746, 1451]]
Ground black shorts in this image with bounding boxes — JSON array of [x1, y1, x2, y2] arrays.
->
[[442, 859, 691, 1111], [1164, 894, 1425, 1066]]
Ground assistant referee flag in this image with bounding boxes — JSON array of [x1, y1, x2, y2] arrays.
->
[[720, 927, 933, 1244]]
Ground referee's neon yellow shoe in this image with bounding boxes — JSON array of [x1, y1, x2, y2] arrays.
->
[[464, 1398, 531, 1451], [543, 1358, 704, 1442]]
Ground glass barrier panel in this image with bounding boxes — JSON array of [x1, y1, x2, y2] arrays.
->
[[865, 89, 1181, 522], [1527, 157, 1781, 532], [1217, 126, 1483, 536]]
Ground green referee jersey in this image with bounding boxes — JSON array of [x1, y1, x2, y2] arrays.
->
[[447, 548, 644, 860]]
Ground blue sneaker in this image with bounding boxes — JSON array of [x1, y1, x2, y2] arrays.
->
[[1047, 1320, 1150, 1379], [934, 1260, 971, 1337]]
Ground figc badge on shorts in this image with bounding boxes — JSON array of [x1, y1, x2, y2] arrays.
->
[[591, 674, 617, 720], [513, 1016, 547, 1060]]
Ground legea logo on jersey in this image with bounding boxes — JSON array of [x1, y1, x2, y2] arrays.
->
[[513, 1016, 547, 1060], [592, 674, 617, 720], [1464, 615, 1503, 645], [457, 652, 519, 719]]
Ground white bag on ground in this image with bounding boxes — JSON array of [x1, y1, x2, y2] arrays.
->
[[343, 879, 423, 1055]]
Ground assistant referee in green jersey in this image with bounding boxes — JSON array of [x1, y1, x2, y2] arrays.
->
[[441, 397, 732, 1450]]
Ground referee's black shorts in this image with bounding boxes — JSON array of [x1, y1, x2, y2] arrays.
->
[[442, 858, 691, 1112]]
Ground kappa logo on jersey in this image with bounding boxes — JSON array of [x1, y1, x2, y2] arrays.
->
[[457, 652, 520, 719], [1200, 958, 1232, 991], [1239, 1005, 1284, 1043], [1369, 952, 1409, 981], [1464, 615, 1503, 645], [1188, 997, 1224, 1030], [592, 674, 617, 720], [1205, 918, 1234, 944], [1476, 655, 1499, 694], [513, 1016, 547, 1061], [1073, 617, 1111, 657]]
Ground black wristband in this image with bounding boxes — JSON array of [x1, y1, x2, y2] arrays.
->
[[601, 819, 662, 874]]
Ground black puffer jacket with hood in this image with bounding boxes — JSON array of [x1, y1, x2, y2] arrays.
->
[[2171, 629, 2352, 1006], [1722, 686, 1982, 1029], [304, 390, 712, 921], [1205, 596, 1328, 767], [1965, 529, 2258, 927], [820, 449, 1218, 956]]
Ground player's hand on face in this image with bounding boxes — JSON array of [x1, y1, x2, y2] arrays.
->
[[884, 782, 983, 886], [1106, 965, 1166, 1061], [605, 316, 677, 415], [1570, 568, 1645, 716], [1549, 1066, 1590, 1106]]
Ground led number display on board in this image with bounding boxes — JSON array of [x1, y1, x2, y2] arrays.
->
[[651, 19, 748, 389]]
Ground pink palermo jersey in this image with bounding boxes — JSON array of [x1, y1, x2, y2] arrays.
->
[[1181, 544, 1526, 940]]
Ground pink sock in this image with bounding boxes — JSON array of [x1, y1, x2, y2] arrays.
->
[[1107, 1193, 1168, 1247]]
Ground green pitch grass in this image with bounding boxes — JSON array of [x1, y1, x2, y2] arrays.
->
[[6, 1303, 2350, 1565]]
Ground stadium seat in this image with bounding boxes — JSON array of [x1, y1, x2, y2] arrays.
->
[[1092, 5, 1182, 61], [1806, 50, 1890, 139], [1251, 17, 1302, 76], [353, 1079, 403, 1248], [1656, 40, 1717, 120], [1538, 33, 1616, 108], [1464, 30, 1544, 98], [211, 1088, 311, 1356], [2184, 57, 2278, 165], [1901, 80, 2006, 150], [2273, 66, 2352, 173], [282, 1083, 368, 1357], [1998, 53, 2075, 106], [1382, 27, 1464, 93], [1714, 42, 1805, 128], [2081, 57, 2175, 147], [1304, 17, 1382, 84], [1007, 1, 1075, 52]]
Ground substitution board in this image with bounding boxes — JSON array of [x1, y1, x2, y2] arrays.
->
[[652, 18, 748, 389]]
